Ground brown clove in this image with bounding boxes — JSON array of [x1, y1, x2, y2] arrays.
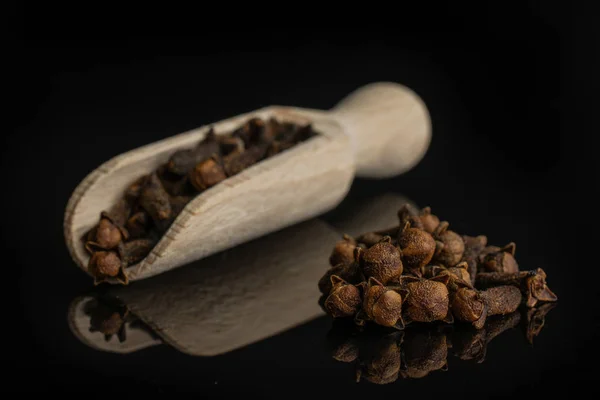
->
[[167, 128, 220, 176], [476, 268, 557, 308], [189, 156, 227, 191], [329, 234, 358, 267], [433, 221, 465, 267], [138, 172, 172, 225], [355, 236, 403, 285], [117, 238, 158, 266], [324, 276, 362, 318]]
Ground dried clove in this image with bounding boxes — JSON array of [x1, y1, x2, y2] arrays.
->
[[125, 211, 150, 240], [101, 197, 133, 230], [401, 275, 452, 324], [432, 221, 465, 267], [398, 205, 440, 234], [356, 277, 407, 329], [223, 142, 270, 176], [355, 232, 386, 248], [452, 285, 522, 329], [166, 128, 220, 176], [324, 276, 362, 318], [89, 217, 123, 250], [461, 235, 488, 284], [218, 135, 245, 156], [355, 236, 403, 285], [446, 262, 473, 288], [420, 264, 445, 279], [397, 204, 422, 229], [397, 221, 436, 273], [450, 287, 488, 329], [267, 126, 314, 157], [318, 262, 363, 295], [118, 238, 158, 266], [480, 242, 519, 274], [416, 207, 441, 234], [158, 170, 194, 197], [88, 251, 122, 279], [189, 156, 227, 191], [476, 268, 557, 308], [124, 176, 146, 202], [231, 117, 264, 146], [329, 234, 358, 267], [86, 197, 132, 252], [138, 172, 172, 225], [169, 195, 193, 216], [261, 117, 283, 143]]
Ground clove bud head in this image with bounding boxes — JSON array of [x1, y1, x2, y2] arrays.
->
[[355, 237, 403, 284], [329, 235, 357, 267], [89, 251, 122, 278], [448, 262, 472, 285], [94, 218, 123, 249], [363, 278, 405, 328], [189, 157, 227, 191], [404, 279, 450, 323], [481, 243, 518, 274], [318, 262, 363, 295], [398, 223, 436, 271], [524, 268, 558, 307], [398, 205, 440, 234], [433, 222, 465, 267], [324, 276, 362, 318], [451, 287, 486, 324]]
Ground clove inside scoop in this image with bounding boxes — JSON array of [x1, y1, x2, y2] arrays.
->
[[82, 117, 319, 284]]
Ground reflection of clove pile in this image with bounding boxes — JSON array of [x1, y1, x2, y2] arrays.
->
[[319, 205, 558, 330], [83, 118, 318, 284], [327, 304, 554, 385]]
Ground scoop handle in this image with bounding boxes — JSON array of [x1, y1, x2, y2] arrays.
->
[[331, 82, 431, 179]]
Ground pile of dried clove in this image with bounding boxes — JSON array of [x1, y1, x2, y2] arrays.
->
[[84, 117, 318, 283], [319, 205, 558, 330]]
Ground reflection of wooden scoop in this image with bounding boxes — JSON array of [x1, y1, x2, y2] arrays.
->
[[68, 193, 415, 356], [64, 82, 430, 283]]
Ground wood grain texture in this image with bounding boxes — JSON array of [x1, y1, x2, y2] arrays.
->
[[64, 82, 430, 283]]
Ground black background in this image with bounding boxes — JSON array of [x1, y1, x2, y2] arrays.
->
[[7, 3, 598, 398]]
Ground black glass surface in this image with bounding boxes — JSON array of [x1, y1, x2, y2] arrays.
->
[[8, 13, 594, 398]]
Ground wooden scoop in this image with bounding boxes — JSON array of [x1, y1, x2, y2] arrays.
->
[[64, 82, 431, 283]]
